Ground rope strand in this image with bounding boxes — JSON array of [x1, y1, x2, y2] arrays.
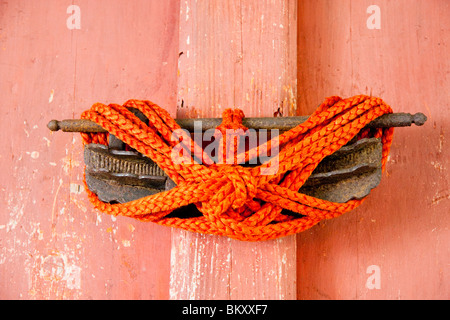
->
[[80, 95, 394, 241]]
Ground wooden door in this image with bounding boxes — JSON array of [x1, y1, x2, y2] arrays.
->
[[0, 0, 179, 299], [0, 0, 448, 300], [296, 0, 449, 300]]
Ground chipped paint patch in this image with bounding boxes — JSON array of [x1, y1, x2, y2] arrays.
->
[[95, 213, 102, 225], [25, 151, 39, 159], [43, 137, 51, 147], [6, 192, 25, 232], [69, 183, 83, 194], [430, 161, 444, 171], [62, 155, 80, 175], [431, 190, 450, 206], [41, 254, 65, 281], [27, 252, 82, 295], [71, 198, 87, 213], [64, 264, 82, 290], [48, 89, 55, 103], [30, 151, 39, 159]]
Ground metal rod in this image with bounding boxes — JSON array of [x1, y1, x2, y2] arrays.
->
[[47, 112, 427, 133]]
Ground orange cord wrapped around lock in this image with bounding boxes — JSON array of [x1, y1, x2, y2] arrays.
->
[[80, 95, 394, 241]]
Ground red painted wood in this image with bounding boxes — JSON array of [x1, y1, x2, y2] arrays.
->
[[2, 0, 447, 301], [170, 0, 297, 300], [296, 0, 449, 300], [0, 0, 179, 299]]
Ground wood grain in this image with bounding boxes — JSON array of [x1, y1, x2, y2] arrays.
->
[[0, 0, 180, 299], [296, 0, 449, 300], [2, 0, 446, 301], [170, 0, 298, 300]]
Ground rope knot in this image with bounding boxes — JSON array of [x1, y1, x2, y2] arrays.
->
[[218, 108, 246, 131], [82, 95, 394, 241], [217, 165, 258, 210], [214, 109, 249, 165]]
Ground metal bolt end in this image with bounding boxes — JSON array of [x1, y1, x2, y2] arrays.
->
[[47, 120, 60, 131], [412, 113, 427, 126]]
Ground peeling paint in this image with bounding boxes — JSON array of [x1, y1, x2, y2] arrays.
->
[[43, 137, 51, 147], [61, 155, 80, 175], [30, 151, 39, 159], [48, 89, 54, 103], [69, 183, 83, 194], [6, 192, 25, 232]]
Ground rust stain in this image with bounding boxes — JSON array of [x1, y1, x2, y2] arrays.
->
[[431, 190, 450, 206], [121, 254, 137, 280]]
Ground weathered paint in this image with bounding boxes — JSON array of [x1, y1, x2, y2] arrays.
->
[[0, 0, 179, 299], [170, 0, 298, 299], [0, 0, 447, 300], [296, 0, 449, 300]]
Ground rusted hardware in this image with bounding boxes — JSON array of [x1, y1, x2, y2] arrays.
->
[[48, 111, 427, 207], [84, 136, 383, 204], [47, 119, 108, 133], [47, 112, 427, 133], [298, 137, 382, 203]]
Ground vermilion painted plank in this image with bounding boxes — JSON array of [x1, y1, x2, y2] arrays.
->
[[296, 0, 449, 300], [0, 0, 179, 299], [170, 0, 297, 300]]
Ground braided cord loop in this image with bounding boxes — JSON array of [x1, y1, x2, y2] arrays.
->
[[80, 95, 394, 241]]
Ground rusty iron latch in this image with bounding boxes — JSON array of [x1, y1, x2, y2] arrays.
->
[[48, 111, 427, 208]]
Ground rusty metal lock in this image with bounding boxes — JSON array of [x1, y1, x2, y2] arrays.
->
[[48, 111, 427, 211]]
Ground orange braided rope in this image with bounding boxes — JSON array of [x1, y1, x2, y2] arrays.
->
[[80, 95, 394, 241]]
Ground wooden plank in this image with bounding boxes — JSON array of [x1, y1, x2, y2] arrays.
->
[[296, 0, 449, 299], [0, 0, 180, 299], [170, 0, 297, 299]]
